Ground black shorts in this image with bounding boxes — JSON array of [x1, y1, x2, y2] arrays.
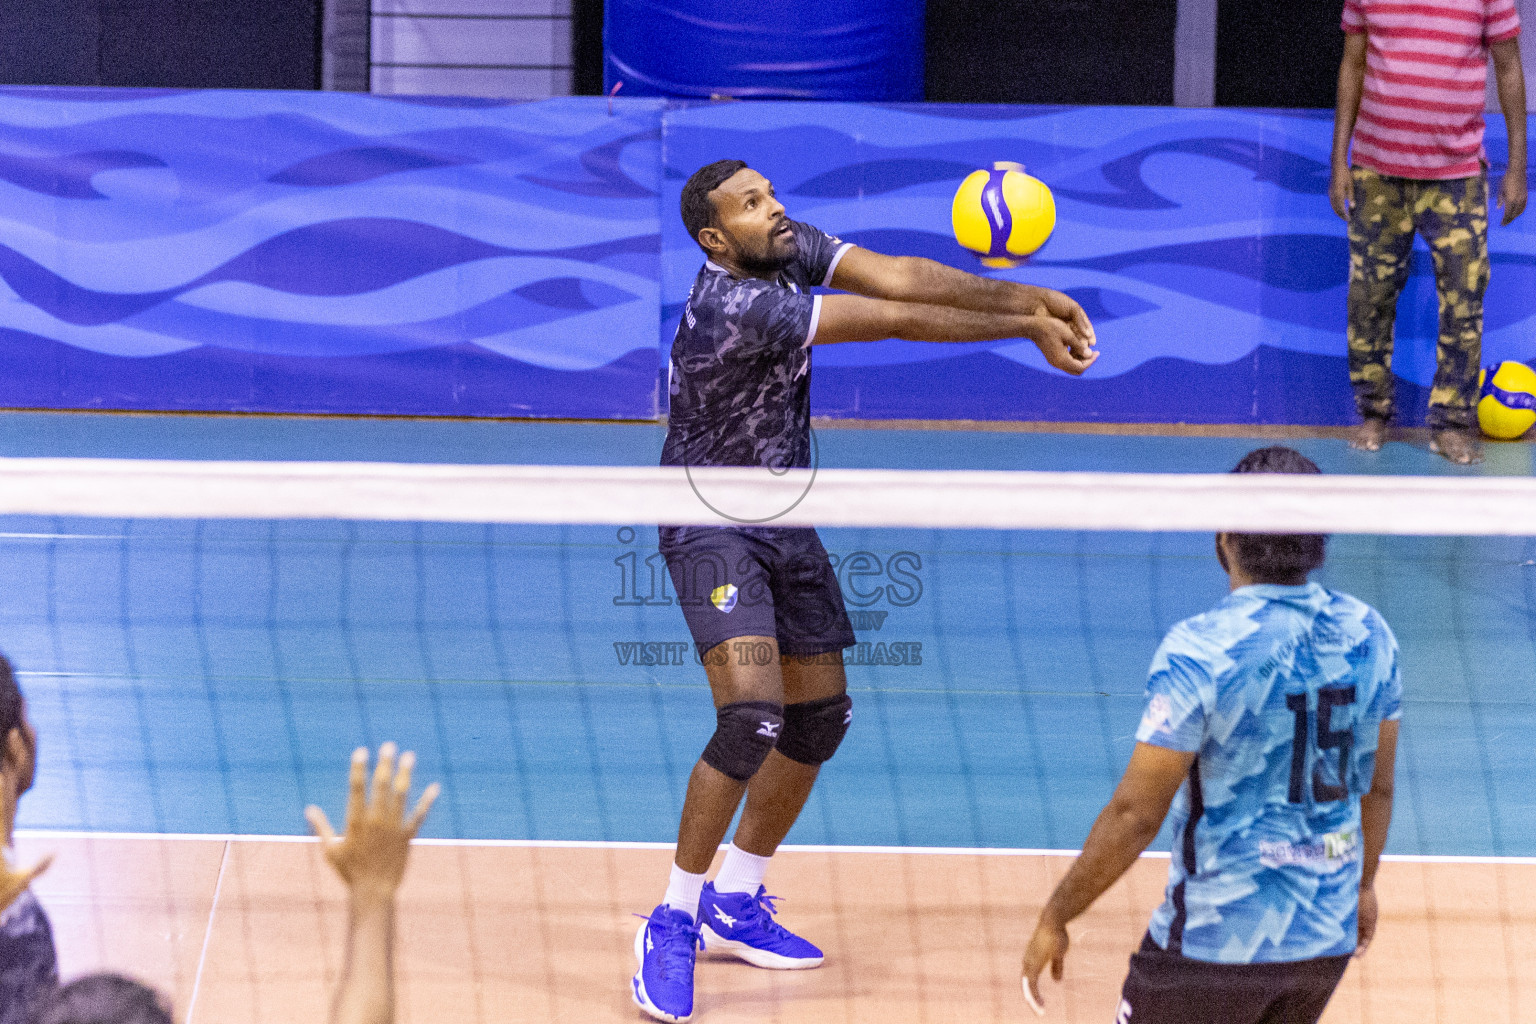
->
[[1118, 933, 1350, 1024], [659, 525, 856, 659]]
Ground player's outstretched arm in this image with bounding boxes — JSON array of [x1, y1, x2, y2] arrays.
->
[[1020, 743, 1193, 1015], [307, 743, 441, 1024], [829, 246, 1095, 349], [1356, 718, 1399, 957], [814, 294, 1097, 375]]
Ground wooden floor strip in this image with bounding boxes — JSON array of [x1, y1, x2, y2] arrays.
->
[[14, 836, 1534, 1023]]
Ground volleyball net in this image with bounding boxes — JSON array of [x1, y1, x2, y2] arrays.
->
[[2, 456, 1531, 858], [2, 457, 1534, 533]]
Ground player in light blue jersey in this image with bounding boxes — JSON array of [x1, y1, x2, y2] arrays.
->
[[1021, 447, 1401, 1024]]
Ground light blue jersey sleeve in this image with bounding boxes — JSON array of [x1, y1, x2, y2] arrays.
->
[[1135, 624, 1212, 753]]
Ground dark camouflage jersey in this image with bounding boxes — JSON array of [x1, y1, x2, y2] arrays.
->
[[0, 889, 57, 1024], [661, 220, 850, 469]]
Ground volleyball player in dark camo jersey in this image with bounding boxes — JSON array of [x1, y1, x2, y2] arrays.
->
[[661, 218, 843, 472], [632, 158, 1100, 1024]]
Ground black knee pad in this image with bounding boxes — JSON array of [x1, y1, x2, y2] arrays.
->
[[701, 700, 784, 781], [776, 694, 852, 766]]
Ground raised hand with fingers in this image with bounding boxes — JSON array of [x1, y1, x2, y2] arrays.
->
[[306, 743, 440, 898], [308, 743, 440, 1024], [0, 848, 51, 915]]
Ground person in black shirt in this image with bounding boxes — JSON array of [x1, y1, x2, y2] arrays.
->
[[633, 159, 1098, 1024], [0, 656, 56, 1024]]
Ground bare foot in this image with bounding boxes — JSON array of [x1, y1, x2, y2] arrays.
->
[[1429, 428, 1483, 465], [1350, 418, 1388, 452]]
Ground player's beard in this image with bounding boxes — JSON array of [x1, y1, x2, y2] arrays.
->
[[730, 224, 797, 276]]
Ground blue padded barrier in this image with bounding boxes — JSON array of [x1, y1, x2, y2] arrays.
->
[[660, 102, 1533, 426], [0, 91, 1530, 424], [0, 89, 664, 418]]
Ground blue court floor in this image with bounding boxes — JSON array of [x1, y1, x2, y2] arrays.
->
[[3, 412, 1533, 857]]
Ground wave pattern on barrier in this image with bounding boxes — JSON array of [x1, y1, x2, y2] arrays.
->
[[4, 95, 1531, 424], [0, 92, 666, 416], [662, 104, 1534, 423]]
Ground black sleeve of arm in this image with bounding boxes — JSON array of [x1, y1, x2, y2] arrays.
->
[[790, 220, 853, 287], [723, 284, 820, 358]]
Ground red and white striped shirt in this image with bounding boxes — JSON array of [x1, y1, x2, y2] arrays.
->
[[1343, 0, 1522, 179]]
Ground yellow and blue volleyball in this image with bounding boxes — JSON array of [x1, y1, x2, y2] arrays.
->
[[951, 161, 1056, 268], [1477, 361, 1536, 439]]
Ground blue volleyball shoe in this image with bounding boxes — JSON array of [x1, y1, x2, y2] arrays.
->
[[697, 883, 824, 969], [632, 905, 702, 1023]]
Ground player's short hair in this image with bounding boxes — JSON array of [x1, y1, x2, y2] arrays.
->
[[681, 159, 749, 250], [1226, 446, 1326, 583], [0, 652, 20, 743], [28, 973, 173, 1024]]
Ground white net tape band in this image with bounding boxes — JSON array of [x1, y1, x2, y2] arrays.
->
[[0, 457, 1530, 535]]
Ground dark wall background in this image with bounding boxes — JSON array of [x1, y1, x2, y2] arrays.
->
[[1217, 0, 1346, 107], [926, 0, 1178, 104], [0, 0, 321, 89], [2, 2, 1354, 106], [573, 0, 605, 96], [0, 1, 101, 87]]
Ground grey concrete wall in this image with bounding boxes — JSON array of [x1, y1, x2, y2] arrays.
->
[[370, 0, 572, 99]]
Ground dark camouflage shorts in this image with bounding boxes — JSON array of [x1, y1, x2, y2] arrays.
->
[[1346, 167, 1489, 429]]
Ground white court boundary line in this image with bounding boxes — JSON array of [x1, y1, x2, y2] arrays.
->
[[183, 840, 230, 1024], [0, 457, 1535, 533], [16, 831, 1536, 865]]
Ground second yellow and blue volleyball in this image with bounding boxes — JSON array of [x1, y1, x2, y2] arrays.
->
[[1477, 361, 1536, 439], [952, 161, 1056, 268]]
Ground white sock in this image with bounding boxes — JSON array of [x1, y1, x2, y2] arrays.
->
[[664, 863, 706, 921], [712, 844, 771, 895]]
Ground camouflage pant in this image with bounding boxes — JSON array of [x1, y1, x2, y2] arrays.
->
[[1347, 167, 1489, 429]]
